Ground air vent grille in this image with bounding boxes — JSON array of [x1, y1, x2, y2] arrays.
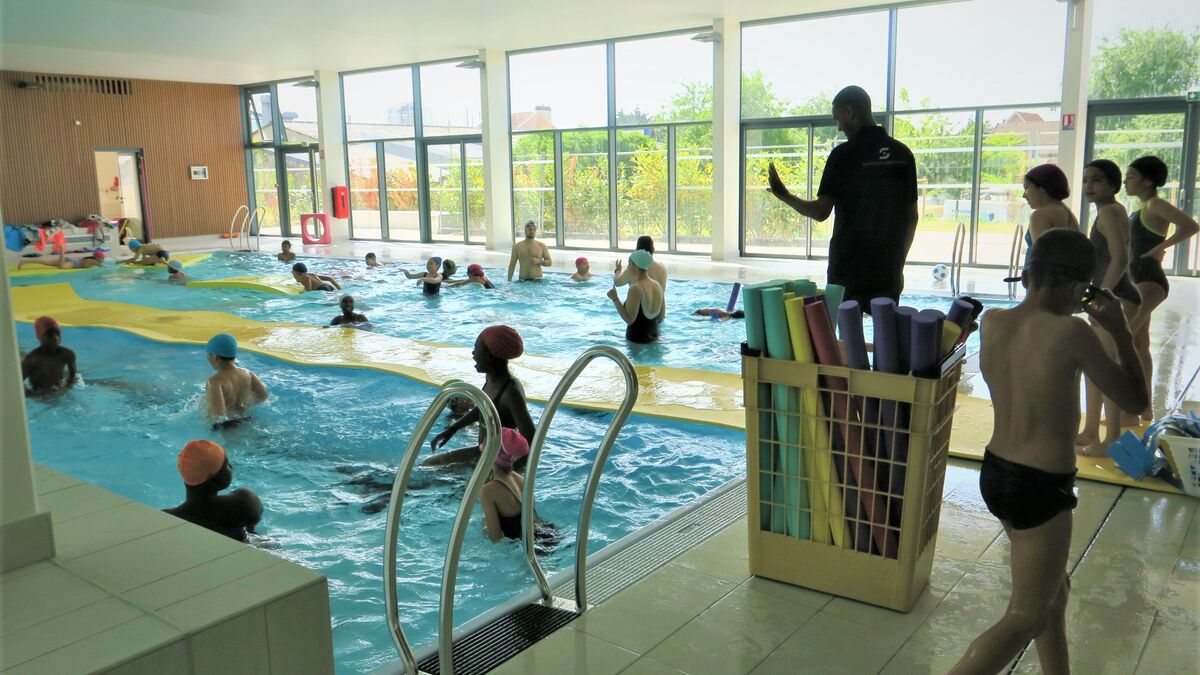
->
[[33, 75, 133, 95]]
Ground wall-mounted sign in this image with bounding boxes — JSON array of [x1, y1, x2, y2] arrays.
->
[[189, 165, 209, 180], [1062, 113, 1075, 131], [1187, 90, 1200, 103]]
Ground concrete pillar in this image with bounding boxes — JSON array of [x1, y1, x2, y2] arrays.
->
[[1, 204, 56, 571], [316, 69, 350, 241], [710, 17, 741, 261], [1057, 0, 1095, 216], [480, 48, 514, 252]]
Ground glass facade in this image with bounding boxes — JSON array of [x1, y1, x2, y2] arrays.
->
[[242, 81, 320, 237]]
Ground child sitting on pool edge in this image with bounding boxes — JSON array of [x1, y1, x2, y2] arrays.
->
[[164, 439, 262, 542], [571, 257, 592, 282]]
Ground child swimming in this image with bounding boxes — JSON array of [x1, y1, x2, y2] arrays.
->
[[21, 316, 76, 395], [278, 240, 296, 262], [445, 263, 495, 289], [292, 262, 341, 291], [402, 257, 444, 295], [204, 333, 269, 423], [571, 257, 592, 282], [164, 440, 262, 542], [167, 259, 187, 282]]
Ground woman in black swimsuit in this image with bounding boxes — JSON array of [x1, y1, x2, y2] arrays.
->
[[402, 257, 444, 295], [424, 325, 536, 467], [607, 249, 664, 344], [1124, 156, 1200, 421], [1077, 160, 1141, 456]]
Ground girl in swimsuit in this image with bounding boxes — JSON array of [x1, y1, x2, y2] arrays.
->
[[608, 249, 664, 344], [1021, 164, 1079, 268], [402, 257, 444, 295], [1123, 156, 1200, 422], [1077, 160, 1141, 456], [480, 428, 530, 542]]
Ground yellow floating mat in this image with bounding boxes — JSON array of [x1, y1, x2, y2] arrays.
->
[[118, 253, 212, 268], [12, 283, 744, 429], [9, 263, 102, 278], [949, 393, 1182, 495], [187, 275, 303, 295]]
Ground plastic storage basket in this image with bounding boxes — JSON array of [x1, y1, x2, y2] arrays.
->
[[742, 348, 963, 612], [1160, 435, 1200, 498]]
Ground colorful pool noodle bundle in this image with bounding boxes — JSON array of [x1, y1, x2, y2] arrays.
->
[[895, 306, 917, 374], [785, 296, 848, 547], [743, 282, 775, 531], [842, 299, 889, 540], [762, 287, 810, 539], [912, 309, 945, 377], [872, 298, 909, 536], [838, 301, 870, 371], [824, 284, 845, 330], [805, 297, 897, 557]]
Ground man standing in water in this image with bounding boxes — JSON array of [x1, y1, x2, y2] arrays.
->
[[507, 221, 553, 282], [767, 85, 918, 309]]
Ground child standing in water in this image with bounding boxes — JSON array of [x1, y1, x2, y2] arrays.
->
[[21, 316, 76, 395], [949, 230, 1147, 675], [278, 240, 296, 262], [402, 257, 444, 295], [571, 257, 592, 281], [204, 333, 269, 422]]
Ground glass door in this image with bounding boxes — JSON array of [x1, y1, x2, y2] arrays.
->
[[421, 137, 484, 244], [281, 148, 321, 237]]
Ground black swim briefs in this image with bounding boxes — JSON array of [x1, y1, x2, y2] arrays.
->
[[979, 449, 1077, 530]]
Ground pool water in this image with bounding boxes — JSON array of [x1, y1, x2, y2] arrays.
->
[[11, 252, 1004, 372], [19, 325, 745, 674]]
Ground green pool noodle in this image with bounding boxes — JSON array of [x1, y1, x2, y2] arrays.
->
[[743, 281, 778, 531], [824, 283, 845, 329], [762, 287, 810, 540], [790, 279, 818, 298]]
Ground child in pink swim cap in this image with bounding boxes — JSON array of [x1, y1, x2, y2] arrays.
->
[[571, 257, 592, 282]]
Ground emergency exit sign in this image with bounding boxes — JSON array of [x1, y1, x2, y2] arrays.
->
[[1187, 90, 1200, 102]]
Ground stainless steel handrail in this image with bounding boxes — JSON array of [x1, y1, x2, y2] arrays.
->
[[521, 346, 639, 610], [250, 206, 265, 252], [229, 205, 248, 252], [949, 221, 966, 296], [1007, 223, 1025, 299], [383, 380, 502, 675]]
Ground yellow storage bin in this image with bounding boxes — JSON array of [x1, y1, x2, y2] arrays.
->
[[742, 349, 963, 612]]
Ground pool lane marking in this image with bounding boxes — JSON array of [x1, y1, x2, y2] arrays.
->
[[11, 283, 745, 430]]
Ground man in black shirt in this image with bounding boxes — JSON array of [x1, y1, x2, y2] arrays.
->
[[768, 85, 918, 309]]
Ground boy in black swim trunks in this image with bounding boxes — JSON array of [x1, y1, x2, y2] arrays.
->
[[292, 262, 340, 292], [949, 229, 1147, 675]]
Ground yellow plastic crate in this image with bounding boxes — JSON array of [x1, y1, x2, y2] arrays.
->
[[742, 349, 963, 612]]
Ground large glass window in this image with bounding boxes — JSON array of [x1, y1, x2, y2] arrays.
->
[[615, 34, 712, 123], [420, 62, 483, 135], [893, 111, 977, 265], [512, 132, 557, 233], [342, 68, 415, 141], [675, 123, 713, 253], [1090, 0, 1200, 100], [465, 142, 486, 242], [243, 80, 319, 238], [347, 143, 383, 239], [616, 128, 668, 248], [246, 90, 273, 143], [509, 45, 608, 130], [428, 143, 465, 242], [895, 0, 1064, 110], [561, 130, 610, 248], [250, 148, 280, 234], [744, 126, 812, 256], [384, 141, 420, 241], [275, 81, 320, 144], [741, 11, 889, 119]]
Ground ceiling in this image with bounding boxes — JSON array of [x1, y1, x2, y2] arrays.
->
[[0, 0, 874, 84]]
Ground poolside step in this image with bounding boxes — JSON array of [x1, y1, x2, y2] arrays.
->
[[415, 602, 579, 674]]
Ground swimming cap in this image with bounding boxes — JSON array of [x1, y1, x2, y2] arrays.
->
[[127, 239, 141, 250], [34, 316, 59, 340], [480, 325, 524, 361], [575, 257, 588, 267], [524, 221, 536, 229], [442, 259, 457, 275], [1025, 164, 1070, 201], [156, 250, 170, 260], [206, 333, 238, 359], [429, 256, 442, 266], [293, 262, 308, 274], [467, 263, 485, 277], [629, 249, 654, 270], [167, 259, 183, 271], [92, 249, 107, 260], [177, 440, 227, 486], [495, 428, 530, 469]]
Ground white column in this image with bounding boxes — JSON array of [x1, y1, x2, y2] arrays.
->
[[1, 203, 56, 572], [316, 69, 350, 241], [710, 17, 741, 261], [480, 48, 514, 252], [1057, 0, 1095, 215]]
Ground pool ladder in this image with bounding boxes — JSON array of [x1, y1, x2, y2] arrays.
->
[[1007, 223, 1025, 300], [382, 346, 639, 675], [228, 205, 264, 253], [948, 221, 967, 297]]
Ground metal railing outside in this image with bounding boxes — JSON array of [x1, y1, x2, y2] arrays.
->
[[382, 380, 502, 675], [520, 346, 639, 610]]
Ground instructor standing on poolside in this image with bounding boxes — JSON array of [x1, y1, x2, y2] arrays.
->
[[767, 85, 918, 308]]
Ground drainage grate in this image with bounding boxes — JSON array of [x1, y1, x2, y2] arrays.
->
[[415, 602, 579, 675]]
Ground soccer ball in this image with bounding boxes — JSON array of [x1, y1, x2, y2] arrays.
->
[[931, 264, 950, 281]]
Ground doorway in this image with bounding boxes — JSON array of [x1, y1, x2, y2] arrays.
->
[[93, 149, 145, 233], [422, 137, 485, 244]]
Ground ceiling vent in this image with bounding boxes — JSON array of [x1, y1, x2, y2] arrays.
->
[[25, 75, 133, 95]]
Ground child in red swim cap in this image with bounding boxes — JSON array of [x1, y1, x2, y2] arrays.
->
[[571, 257, 592, 282], [21, 316, 77, 395]]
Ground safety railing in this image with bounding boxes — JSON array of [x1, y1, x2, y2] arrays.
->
[[520, 346, 639, 610], [949, 222, 967, 296], [1007, 223, 1025, 299], [228, 205, 265, 252], [383, 380, 502, 675]]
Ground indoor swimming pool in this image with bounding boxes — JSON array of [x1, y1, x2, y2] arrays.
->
[[17, 324, 746, 674], [10, 251, 1003, 373]]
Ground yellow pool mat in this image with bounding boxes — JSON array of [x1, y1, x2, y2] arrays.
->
[[8, 251, 208, 277], [187, 275, 303, 295], [118, 252, 212, 269], [950, 393, 1182, 495], [12, 283, 743, 429]]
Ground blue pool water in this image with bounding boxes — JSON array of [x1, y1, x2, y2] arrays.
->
[[19, 325, 746, 674], [11, 252, 1003, 372]]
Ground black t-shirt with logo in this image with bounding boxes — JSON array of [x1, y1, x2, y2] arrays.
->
[[817, 125, 918, 298]]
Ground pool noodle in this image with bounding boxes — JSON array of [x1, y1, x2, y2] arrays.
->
[[838, 301, 870, 371], [869, 299, 898, 374], [942, 323, 963, 357], [946, 298, 974, 328], [872, 298, 907, 539], [762, 287, 809, 539], [743, 283, 774, 530], [805, 298, 897, 557], [894, 307, 918, 374], [726, 282, 742, 313], [912, 309, 945, 376], [785, 296, 849, 547], [791, 280, 818, 298], [823, 284, 845, 329]]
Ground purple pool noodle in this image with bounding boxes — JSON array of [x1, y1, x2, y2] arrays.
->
[[894, 307, 917, 375], [911, 309, 945, 376], [726, 282, 742, 313], [869, 298, 898, 374], [946, 298, 973, 328], [838, 301, 869, 370]]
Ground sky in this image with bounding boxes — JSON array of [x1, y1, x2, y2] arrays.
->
[[269, 0, 1200, 130]]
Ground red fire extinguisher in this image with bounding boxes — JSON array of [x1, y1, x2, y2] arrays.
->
[[332, 186, 349, 219]]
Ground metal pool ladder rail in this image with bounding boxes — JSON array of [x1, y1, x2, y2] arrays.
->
[[1007, 223, 1025, 299], [949, 221, 967, 296], [383, 380, 503, 675], [228, 204, 265, 253]]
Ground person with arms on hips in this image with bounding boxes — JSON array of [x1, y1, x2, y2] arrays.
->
[[424, 325, 536, 467], [608, 249, 664, 344], [445, 263, 496, 289], [949, 230, 1147, 675], [21, 316, 76, 395], [1020, 164, 1080, 268], [766, 85, 917, 309], [165, 440, 262, 542], [1123, 155, 1199, 422], [17, 249, 106, 270], [571, 257, 593, 282], [292, 262, 341, 292], [277, 240, 296, 262], [508, 221, 552, 282], [204, 333, 268, 423], [614, 236, 668, 316], [401, 256, 444, 294], [331, 295, 368, 326], [120, 239, 167, 265]]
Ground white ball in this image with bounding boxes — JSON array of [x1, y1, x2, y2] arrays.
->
[[931, 264, 950, 281]]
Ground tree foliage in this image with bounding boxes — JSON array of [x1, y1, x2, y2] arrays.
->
[[1090, 26, 1200, 100]]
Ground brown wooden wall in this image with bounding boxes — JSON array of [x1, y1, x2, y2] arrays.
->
[[0, 71, 247, 239]]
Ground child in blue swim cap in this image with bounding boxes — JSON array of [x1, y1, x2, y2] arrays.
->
[[204, 333, 268, 422]]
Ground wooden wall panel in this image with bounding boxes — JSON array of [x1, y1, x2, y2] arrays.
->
[[0, 71, 246, 239]]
